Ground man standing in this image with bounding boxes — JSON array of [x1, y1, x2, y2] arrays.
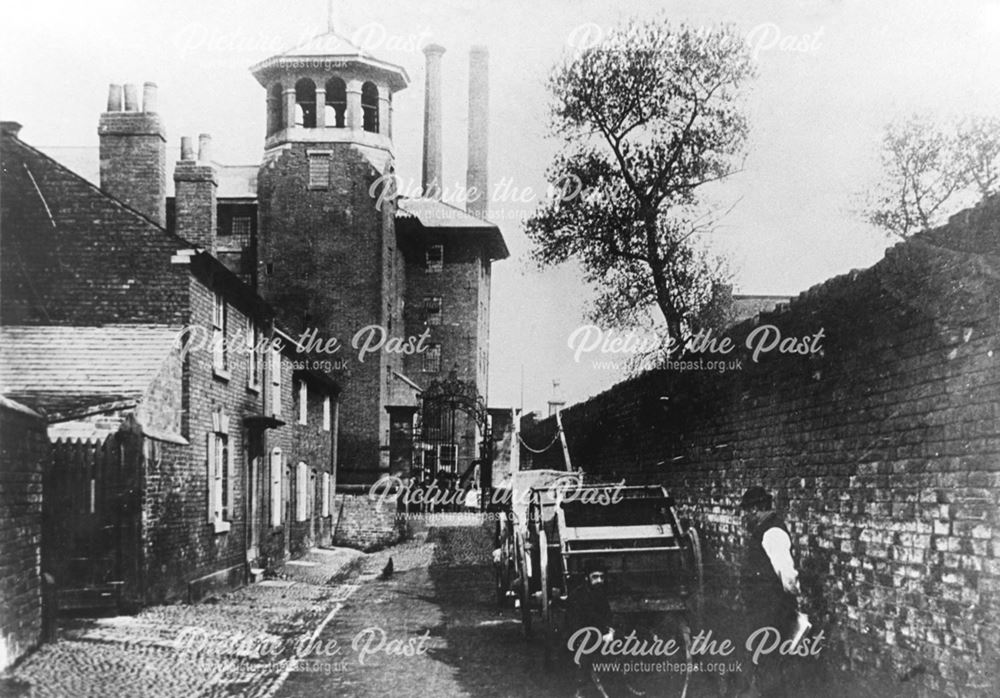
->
[[738, 486, 804, 697], [565, 559, 615, 697]]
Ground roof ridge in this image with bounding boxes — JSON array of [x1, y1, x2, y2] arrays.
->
[[278, 28, 370, 58], [398, 195, 501, 228], [4, 134, 196, 250]]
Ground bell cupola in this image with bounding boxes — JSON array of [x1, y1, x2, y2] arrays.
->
[[250, 28, 409, 153]]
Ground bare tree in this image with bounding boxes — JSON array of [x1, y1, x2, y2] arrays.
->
[[525, 18, 754, 342], [863, 114, 1000, 238]]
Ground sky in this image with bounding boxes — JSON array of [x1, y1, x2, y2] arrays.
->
[[4, 0, 1000, 414]]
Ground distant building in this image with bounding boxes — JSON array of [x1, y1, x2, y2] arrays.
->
[[731, 294, 792, 323]]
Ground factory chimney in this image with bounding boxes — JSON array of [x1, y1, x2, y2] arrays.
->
[[421, 44, 446, 199], [466, 46, 489, 219]]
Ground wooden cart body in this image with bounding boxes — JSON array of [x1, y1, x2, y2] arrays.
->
[[495, 477, 702, 633]]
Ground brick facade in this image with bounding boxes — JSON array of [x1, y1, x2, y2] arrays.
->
[[257, 143, 399, 483], [1, 126, 338, 608], [98, 108, 167, 227], [255, 349, 337, 570], [331, 493, 407, 552], [0, 399, 48, 670], [520, 199, 1000, 697], [402, 234, 493, 473]]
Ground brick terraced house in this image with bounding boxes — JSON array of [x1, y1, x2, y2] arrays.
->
[[0, 115, 338, 611]]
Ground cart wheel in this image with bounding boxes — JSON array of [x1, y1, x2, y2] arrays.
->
[[539, 528, 550, 624], [679, 618, 693, 698], [686, 526, 704, 624], [516, 530, 532, 637], [539, 528, 552, 663], [495, 526, 511, 608]]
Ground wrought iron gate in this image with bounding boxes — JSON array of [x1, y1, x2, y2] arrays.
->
[[413, 372, 493, 499]]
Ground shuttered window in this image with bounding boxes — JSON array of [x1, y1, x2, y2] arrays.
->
[[308, 151, 331, 189], [270, 448, 283, 528]]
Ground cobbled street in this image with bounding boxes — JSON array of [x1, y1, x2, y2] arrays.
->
[[4, 519, 846, 698]]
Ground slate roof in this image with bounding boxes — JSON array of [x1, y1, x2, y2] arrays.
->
[[0, 132, 193, 326], [396, 197, 509, 260], [36, 146, 258, 199], [2, 129, 272, 326], [0, 325, 179, 415], [249, 29, 409, 91]]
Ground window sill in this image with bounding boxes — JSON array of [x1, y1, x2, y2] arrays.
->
[[212, 519, 232, 534], [213, 367, 232, 382], [247, 383, 261, 394]]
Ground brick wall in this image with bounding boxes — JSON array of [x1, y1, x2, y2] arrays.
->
[[331, 493, 406, 552], [98, 111, 167, 226], [0, 400, 48, 669], [289, 376, 336, 554], [257, 143, 393, 483], [402, 236, 490, 471], [520, 201, 1000, 697], [256, 354, 337, 569], [140, 275, 259, 603]]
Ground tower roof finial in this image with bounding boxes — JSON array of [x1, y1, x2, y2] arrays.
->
[[327, 0, 335, 33]]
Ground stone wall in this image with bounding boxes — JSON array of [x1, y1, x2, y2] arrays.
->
[[520, 200, 1000, 697]]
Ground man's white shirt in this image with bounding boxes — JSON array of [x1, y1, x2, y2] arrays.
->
[[761, 527, 800, 596]]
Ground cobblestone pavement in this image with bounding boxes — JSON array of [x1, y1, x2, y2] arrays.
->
[[271, 518, 720, 698], [3, 519, 868, 697], [3, 547, 364, 698]]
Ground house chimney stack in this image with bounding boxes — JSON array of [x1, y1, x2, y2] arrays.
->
[[98, 81, 166, 225], [466, 46, 489, 219], [173, 133, 218, 252], [422, 44, 446, 199]]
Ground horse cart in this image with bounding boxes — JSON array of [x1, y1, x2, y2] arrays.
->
[[493, 470, 704, 696]]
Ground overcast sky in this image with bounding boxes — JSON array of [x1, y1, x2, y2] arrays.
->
[[4, 0, 1000, 414]]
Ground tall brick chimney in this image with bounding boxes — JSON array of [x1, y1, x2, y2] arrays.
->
[[173, 134, 218, 253], [421, 44, 446, 199], [98, 82, 166, 226], [466, 46, 489, 219]]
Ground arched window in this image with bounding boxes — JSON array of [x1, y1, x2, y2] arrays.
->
[[325, 77, 346, 128], [267, 83, 284, 135], [361, 81, 379, 133], [294, 78, 317, 128]]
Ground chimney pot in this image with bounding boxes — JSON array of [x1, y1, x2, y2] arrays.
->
[[123, 84, 139, 112], [180, 136, 195, 161], [197, 133, 212, 163], [142, 82, 158, 113], [107, 84, 123, 112]]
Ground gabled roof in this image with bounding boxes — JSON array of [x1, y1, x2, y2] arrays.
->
[[250, 29, 409, 91], [0, 325, 180, 415], [35, 146, 258, 199], [396, 197, 509, 260], [2, 129, 272, 326]]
